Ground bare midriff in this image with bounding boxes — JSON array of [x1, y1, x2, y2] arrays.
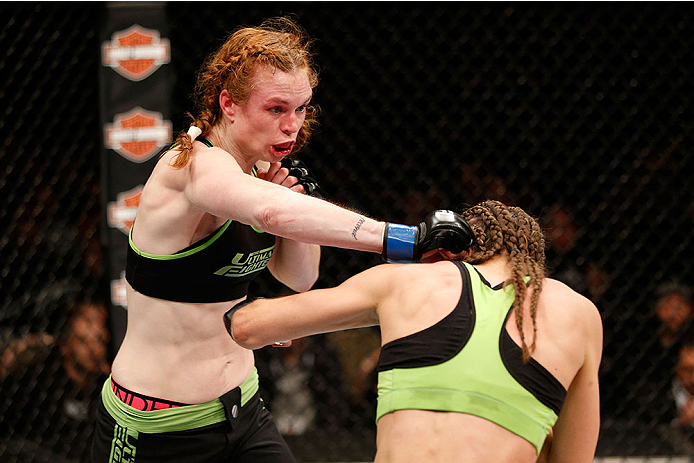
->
[[110, 284, 254, 404]]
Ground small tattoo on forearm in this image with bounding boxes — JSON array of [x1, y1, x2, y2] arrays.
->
[[352, 217, 365, 240]]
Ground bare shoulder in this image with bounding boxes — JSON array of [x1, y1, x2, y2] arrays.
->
[[346, 261, 459, 297], [541, 278, 603, 337], [388, 260, 461, 287], [187, 146, 243, 172], [141, 145, 239, 208], [374, 261, 463, 341], [380, 260, 462, 307], [545, 277, 599, 306], [155, 145, 245, 196], [153, 145, 243, 176]]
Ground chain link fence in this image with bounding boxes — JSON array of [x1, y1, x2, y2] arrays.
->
[[1, 2, 694, 461]]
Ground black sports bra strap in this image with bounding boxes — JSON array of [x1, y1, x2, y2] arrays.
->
[[198, 136, 213, 147]]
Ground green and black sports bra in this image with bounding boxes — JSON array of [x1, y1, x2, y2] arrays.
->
[[125, 137, 276, 303]]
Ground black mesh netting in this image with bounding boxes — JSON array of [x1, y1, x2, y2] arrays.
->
[[2, 2, 694, 461]]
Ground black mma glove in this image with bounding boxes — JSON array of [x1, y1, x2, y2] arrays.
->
[[382, 210, 475, 263], [280, 158, 323, 198], [223, 298, 259, 339]]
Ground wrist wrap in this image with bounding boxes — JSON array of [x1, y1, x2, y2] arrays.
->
[[383, 223, 417, 263]]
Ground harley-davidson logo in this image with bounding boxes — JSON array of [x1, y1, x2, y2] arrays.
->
[[111, 271, 127, 308], [104, 107, 172, 162], [107, 185, 143, 235], [102, 24, 170, 81]]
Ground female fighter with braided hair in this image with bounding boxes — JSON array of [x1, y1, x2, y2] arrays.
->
[[89, 16, 471, 463], [227, 200, 603, 463]]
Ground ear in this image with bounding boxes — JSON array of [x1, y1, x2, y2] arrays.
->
[[219, 89, 236, 121]]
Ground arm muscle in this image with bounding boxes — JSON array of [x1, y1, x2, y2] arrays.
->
[[232, 265, 393, 348]]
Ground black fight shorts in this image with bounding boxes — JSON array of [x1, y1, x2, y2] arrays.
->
[[87, 370, 296, 463]]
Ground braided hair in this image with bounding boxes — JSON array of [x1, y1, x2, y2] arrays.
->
[[461, 200, 546, 362], [171, 16, 319, 168]]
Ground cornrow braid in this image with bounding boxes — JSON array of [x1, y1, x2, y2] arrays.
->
[[461, 200, 546, 363], [462, 204, 502, 263]]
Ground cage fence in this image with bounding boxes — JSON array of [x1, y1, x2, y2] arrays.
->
[[1, 2, 694, 462]]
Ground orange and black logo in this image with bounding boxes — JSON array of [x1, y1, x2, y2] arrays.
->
[[102, 24, 170, 81], [104, 107, 172, 162]]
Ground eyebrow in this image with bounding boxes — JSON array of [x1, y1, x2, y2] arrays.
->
[[266, 96, 312, 106]]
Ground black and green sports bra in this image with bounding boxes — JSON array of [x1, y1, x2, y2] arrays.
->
[[125, 137, 276, 303]]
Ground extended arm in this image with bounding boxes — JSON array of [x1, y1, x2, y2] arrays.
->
[[228, 264, 395, 349], [188, 149, 383, 251], [186, 149, 474, 261]]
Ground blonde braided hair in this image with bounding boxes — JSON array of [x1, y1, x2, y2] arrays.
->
[[171, 17, 319, 168], [461, 200, 546, 362]]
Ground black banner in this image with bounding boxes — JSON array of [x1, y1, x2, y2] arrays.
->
[[99, 2, 173, 352]]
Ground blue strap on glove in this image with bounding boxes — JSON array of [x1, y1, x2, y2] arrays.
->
[[382, 223, 418, 262], [383, 210, 475, 263]]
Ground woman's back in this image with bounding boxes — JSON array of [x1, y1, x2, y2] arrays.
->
[[374, 259, 602, 462]]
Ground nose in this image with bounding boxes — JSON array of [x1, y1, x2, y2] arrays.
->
[[281, 112, 301, 135]]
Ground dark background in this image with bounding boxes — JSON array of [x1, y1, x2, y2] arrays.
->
[[1, 2, 694, 461]]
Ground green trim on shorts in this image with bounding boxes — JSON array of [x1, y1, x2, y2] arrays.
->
[[240, 367, 259, 406], [102, 368, 259, 434]]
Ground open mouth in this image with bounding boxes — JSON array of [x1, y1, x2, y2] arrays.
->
[[272, 141, 295, 156]]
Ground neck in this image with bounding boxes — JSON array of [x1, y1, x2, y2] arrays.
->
[[207, 124, 257, 174], [471, 254, 511, 287]]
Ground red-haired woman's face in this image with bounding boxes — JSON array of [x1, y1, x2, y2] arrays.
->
[[232, 66, 312, 163]]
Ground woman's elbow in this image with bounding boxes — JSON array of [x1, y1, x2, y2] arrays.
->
[[254, 201, 289, 234], [292, 274, 318, 293], [231, 311, 263, 349], [296, 260, 320, 292], [285, 257, 320, 293]]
